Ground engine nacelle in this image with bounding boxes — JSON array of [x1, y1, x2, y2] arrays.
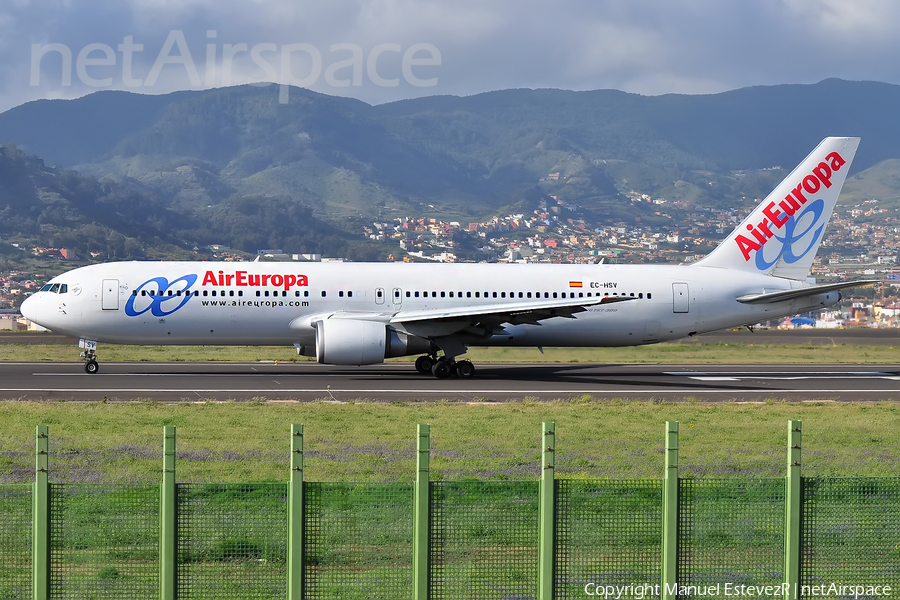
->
[[315, 319, 431, 365]]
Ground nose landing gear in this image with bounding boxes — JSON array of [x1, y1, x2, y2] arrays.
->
[[79, 339, 100, 374]]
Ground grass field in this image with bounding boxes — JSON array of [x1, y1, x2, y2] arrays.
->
[[0, 400, 898, 483]]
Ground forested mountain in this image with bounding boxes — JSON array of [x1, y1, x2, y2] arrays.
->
[[0, 145, 372, 261], [1, 78, 900, 259]]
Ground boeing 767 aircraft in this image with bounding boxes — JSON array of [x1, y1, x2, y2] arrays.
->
[[21, 137, 875, 378]]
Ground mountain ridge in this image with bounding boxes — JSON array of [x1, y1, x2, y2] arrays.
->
[[1, 79, 900, 262]]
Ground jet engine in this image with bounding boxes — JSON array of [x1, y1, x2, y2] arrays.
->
[[314, 318, 431, 365]]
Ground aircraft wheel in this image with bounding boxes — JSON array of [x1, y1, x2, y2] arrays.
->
[[432, 360, 453, 379], [415, 355, 434, 375], [455, 360, 475, 379], [84, 360, 99, 375]]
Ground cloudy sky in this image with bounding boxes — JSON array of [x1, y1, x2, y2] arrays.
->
[[2, 0, 900, 113]]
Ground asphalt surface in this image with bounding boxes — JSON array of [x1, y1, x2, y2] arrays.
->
[[5, 361, 900, 402], [2, 329, 898, 401]]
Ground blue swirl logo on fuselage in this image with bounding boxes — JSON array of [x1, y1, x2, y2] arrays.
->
[[124, 274, 197, 317], [754, 199, 825, 271]]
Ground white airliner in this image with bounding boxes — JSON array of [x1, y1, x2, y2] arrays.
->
[[21, 137, 874, 378]]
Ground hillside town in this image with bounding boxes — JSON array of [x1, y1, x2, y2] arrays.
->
[[3, 182, 900, 329]]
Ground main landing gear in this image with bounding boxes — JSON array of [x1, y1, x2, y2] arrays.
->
[[414, 354, 475, 379]]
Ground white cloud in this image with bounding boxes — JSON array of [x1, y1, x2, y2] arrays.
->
[[2, 0, 900, 113]]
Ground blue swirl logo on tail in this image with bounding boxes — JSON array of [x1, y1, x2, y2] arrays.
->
[[754, 199, 825, 271], [125, 275, 197, 317]]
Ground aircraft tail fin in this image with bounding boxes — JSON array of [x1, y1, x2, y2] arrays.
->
[[694, 137, 860, 280]]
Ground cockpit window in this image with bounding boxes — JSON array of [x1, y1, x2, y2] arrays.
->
[[59, 284, 68, 294], [40, 284, 52, 292], [49, 284, 60, 293]]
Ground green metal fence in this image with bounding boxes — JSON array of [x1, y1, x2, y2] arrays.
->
[[305, 482, 413, 599], [0, 484, 31, 600], [1, 422, 898, 600], [49, 483, 159, 599], [176, 483, 287, 599]]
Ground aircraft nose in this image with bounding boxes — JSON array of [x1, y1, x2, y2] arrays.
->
[[19, 294, 36, 321]]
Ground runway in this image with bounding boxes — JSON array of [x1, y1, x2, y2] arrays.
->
[[5, 361, 900, 402]]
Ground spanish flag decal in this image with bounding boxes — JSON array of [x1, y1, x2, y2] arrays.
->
[[569, 281, 583, 288]]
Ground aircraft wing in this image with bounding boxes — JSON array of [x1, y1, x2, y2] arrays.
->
[[735, 280, 878, 304], [390, 295, 637, 337]]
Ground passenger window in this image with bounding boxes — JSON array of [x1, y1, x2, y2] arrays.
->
[[449, 292, 454, 298], [177, 290, 182, 296], [348, 291, 352, 298], [475, 292, 480, 298], [304, 291, 309, 297], [432, 292, 437, 298], [518, 292, 524, 298], [527, 292, 532, 298], [238, 291, 242, 297], [339, 291, 344, 297], [648, 293, 652, 299], [406, 291, 411, 298], [441, 292, 445, 298], [467, 292, 472, 298], [501, 292, 506, 298], [230, 291, 235, 297], [321, 291, 327, 297]]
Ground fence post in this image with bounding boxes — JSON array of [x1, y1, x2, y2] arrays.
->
[[538, 421, 556, 600], [160, 426, 176, 600], [661, 421, 679, 600], [288, 424, 304, 600], [33, 425, 49, 600], [784, 420, 801, 600], [413, 424, 430, 600]]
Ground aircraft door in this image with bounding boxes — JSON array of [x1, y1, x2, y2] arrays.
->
[[392, 288, 403, 306], [375, 287, 385, 305], [102, 279, 119, 310], [672, 282, 689, 313]]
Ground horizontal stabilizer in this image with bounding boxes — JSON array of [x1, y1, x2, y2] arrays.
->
[[736, 280, 878, 304]]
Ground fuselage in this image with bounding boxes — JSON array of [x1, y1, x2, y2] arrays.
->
[[21, 260, 839, 350]]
